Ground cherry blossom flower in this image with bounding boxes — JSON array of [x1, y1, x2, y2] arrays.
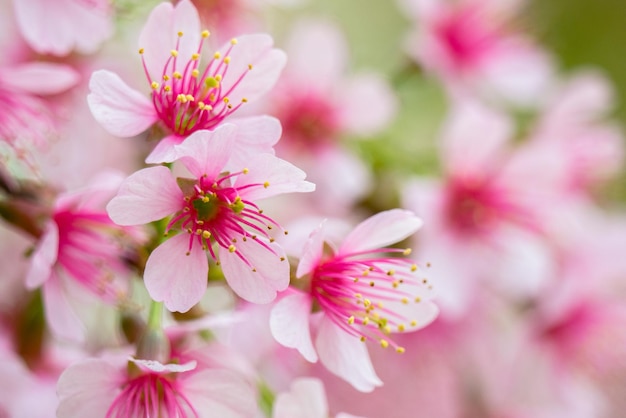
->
[[270, 209, 439, 392], [56, 356, 256, 418], [107, 125, 314, 312], [399, 0, 553, 106], [274, 377, 365, 418], [267, 19, 397, 214], [25, 172, 136, 340], [0, 61, 79, 165], [11, 0, 113, 56], [88, 0, 286, 163]]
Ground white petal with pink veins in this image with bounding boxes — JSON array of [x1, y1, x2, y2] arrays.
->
[[25, 222, 58, 289], [217, 34, 287, 104], [56, 359, 121, 418], [0, 63, 79, 95], [234, 154, 315, 201], [107, 166, 184, 226], [182, 369, 257, 418], [88, 70, 158, 137], [315, 317, 382, 393], [174, 125, 237, 180], [270, 292, 318, 362], [144, 234, 209, 313], [219, 238, 289, 304], [339, 209, 423, 255], [339, 73, 398, 136], [138, 0, 201, 81]]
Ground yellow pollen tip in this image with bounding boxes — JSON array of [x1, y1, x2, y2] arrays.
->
[[363, 299, 371, 307], [191, 53, 200, 60], [202, 231, 211, 239], [369, 281, 375, 287], [214, 52, 221, 59], [195, 229, 202, 235], [201, 30, 210, 38], [392, 281, 399, 288], [387, 270, 395, 276], [380, 340, 389, 348], [223, 97, 230, 103], [241, 97, 248, 103], [230, 38, 238, 45], [202, 196, 210, 203], [177, 31, 183, 37], [360, 336, 366, 342], [138, 48, 145, 54], [215, 74, 222, 82], [263, 181, 270, 188], [186, 94, 194, 101], [362, 317, 370, 325], [410, 320, 418, 327], [398, 324, 406, 332], [415, 297, 421, 303], [396, 347, 406, 354], [163, 74, 170, 81], [151, 81, 160, 89], [224, 56, 231, 64], [228, 245, 236, 253], [348, 316, 355, 325], [198, 102, 205, 110], [280, 257, 285, 261], [411, 264, 417, 272], [173, 71, 182, 79], [248, 64, 253, 70], [241, 168, 249, 174], [355, 293, 362, 299], [383, 325, 391, 334], [191, 69, 200, 78], [171, 50, 179, 57], [401, 297, 409, 304], [164, 86, 171, 92], [403, 248, 412, 255]]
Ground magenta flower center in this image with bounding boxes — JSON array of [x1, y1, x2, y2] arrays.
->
[[106, 372, 196, 418], [310, 248, 430, 353], [140, 31, 251, 136], [167, 171, 283, 265]]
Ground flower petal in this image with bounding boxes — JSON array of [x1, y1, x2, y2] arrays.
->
[[138, 0, 201, 80], [144, 134, 184, 164], [174, 125, 237, 180], [87, 70, 158, 137], [144, 234, 209, 313], [56, 359, 120, 418], [224, 116, 280, 171], [339, 209, 423, 255], [217, 34, 287, 104], [25, 222, 58, 289], [296, 221, 326, 279], [130, 358, 197, 374], [219, 238, 289, 304], [274, 378, 328, 418], [106, 166, 183, 226], [315, 317, 382, 393], [234, 154, 315, 201], [1, 63, 80, 95], [42, 273, 86, 342], [270, 292, 318, 362]]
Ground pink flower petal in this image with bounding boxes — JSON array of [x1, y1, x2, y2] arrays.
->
[[42, 273, 86, 342], [217, 34, 287, 104], [296, 221, 326, 279], [315, 317, 382, 393], [224, 116, 280, 171], [138, 0, 201, 81], [274, 378, 328, 418], [338, 73, 397, 136], [144, 234, 209, 313], [219, 238, 289, 304], [270, 292, 318, 362], [144, 134, 184, 164], [181, 369, 257, 418], [286, 19, 347, 88], [339, 209, 423, 255], [0, 63, 80, 95], [57, 359, 121, 418], [234, 154, 315, 201], [12, 0, 113, 56], [25, 222, 58, 289], [87, 70, 158, 137], [174, 125, 237, 180], [106, 166, 184, 226]]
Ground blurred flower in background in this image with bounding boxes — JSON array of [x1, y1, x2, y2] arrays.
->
[[0, 0, 625, 417]]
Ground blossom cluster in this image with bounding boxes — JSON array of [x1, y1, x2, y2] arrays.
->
[[0, 0, 625, 417]]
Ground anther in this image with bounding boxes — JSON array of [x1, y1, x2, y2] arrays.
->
[[171, 50, 179, 57], [224, 56, 231, 64], [173, 71, 182, 79], [138, 48, 144, 54], [248, 64, 253, 70], [214, 52, 221, 59], [348, 316, 355, 325], [242, 168, 249, 174], [403, 248, 412, 255], [191, 69, 199, 77], [151, 81, 160, 89], [263, 182, 270, 188], [230, 38, 238, 45], [387, 270, 395, 276], [202, 231, 211, 239], [191, 53, 200, 60], [411, 264, 417, 272], [396, 347, 406, 354], [177, 31, 183, 37], [201, 30, 210, 38], [410, 320, 418, 327], [401, 297, 409, 304], [228, 245, 236, 253], [398, 324, 406, 332], [380, 340, 389, 348]]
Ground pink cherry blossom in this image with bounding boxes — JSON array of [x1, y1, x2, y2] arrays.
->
[[87, 0, 286, 163], [25, 172, 137, 340], [0, 61, 79, 165], [400, 0, 553, 106], [107, 125, 314, 311], [12, 0, 113, 56], [57, 355, 256, 418], [270, 209, 439, 392]]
